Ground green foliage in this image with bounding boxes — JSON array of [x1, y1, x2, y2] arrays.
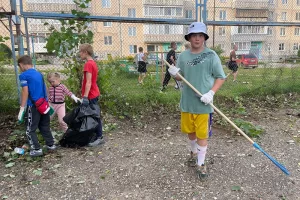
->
[[210, 45, 224, 56], [45, 0, 92, 96], [126, 56, 134, 62], [0, 43, 12, 61], [233, 118, 264, 138], [210, 45, 226, 64], [298, 49, 300, 58]]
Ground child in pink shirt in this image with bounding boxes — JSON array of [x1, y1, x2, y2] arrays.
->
[[47, 72, 81, 132]]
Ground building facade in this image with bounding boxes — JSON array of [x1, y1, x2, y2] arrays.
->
[[206, 0, 300, 60], [1, 0, 299, 61]]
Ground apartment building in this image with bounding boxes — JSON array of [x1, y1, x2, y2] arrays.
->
[[206, 0, 300, 60], [92, 0, 195, 59], [2, 0, 299, 61]]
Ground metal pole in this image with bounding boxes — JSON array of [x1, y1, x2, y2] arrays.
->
[[195, 0, 198, 21], [213, 0, 215, 48], [31, 35, 36, 69], [119, 0, 123, 57], [24, 17, 31, 55], [156, 52, 159, 82], [8, 16, 21, 103]]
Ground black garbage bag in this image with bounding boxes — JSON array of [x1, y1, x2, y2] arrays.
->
[[59, 104, 100, 147]]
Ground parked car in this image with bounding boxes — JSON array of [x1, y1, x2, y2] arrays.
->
[[236, 54, 258, 68]]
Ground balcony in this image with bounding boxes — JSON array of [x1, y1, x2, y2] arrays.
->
[[144, 34, 183, 43], [233, 0, 269, 9], [231, 34, 267, 42], [143, 0, 184, 6], [26, 3, 91, 13]]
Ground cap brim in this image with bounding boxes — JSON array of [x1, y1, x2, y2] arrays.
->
[[184, 33, 209, 41]]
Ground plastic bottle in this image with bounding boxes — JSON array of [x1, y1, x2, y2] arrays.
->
[[14, 147, 25, 155]]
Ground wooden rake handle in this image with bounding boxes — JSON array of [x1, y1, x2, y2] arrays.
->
[[163, 59, 254, 144]]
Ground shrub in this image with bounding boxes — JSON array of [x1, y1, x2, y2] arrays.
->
[[0, 43, 12, 61]]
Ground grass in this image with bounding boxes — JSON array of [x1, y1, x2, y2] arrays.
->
[[1, 62, 300, 114]]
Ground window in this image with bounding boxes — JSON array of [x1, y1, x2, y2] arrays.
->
[[147, 45, 158, 52], [30, 33, 46, 43], [279, 43, 285, 51], [268, 11, 274, 21], [128, 27, 136, 36], [267, 27, 273, 35], [219, 27, 225, 36], [128, 8, 136, 17], [280, 28, 286, 36], [144, 24, 183, 35], [269, 0, 274, 4], [293, 43, 299, 50], [220, 0, 226, 2], [103, 22, 112, 27], [104, 36, 112, 45], [282, 0, 287, 4], [144, 6, 182, 17], [129, 45, 137, 54], [298, 0, 300, 5], [233, 42, 251, 50], [219, 10, 226, 20], [237, 26, 265, 34], [185, 10, 193, 19], [281, 12, 287, 21], [296, 13, 300, 20], [102, 0, 111, 8], [295, 28, 300, 35]]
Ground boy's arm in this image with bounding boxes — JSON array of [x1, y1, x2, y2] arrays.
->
[[18, 86, 28, 121], [83, 72, 92, 97], [211, 78, 225, 93], [20, 86, 28, 107]]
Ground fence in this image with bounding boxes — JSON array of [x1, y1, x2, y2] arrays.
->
[[0, 0, 300, 111]]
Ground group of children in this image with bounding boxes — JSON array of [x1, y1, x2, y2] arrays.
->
[[17, 43, 104, 157], [17, 22, 226, 181]]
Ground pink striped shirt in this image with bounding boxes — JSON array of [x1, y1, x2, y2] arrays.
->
[[48, 84, 73, 103]]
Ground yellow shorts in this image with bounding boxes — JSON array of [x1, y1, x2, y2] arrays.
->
[[181, 112, 213, 139]]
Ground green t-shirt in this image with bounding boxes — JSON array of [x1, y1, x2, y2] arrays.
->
[[177, 48, 226, 114]]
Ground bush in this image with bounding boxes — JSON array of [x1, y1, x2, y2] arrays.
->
[[0, 43, 12, 61]]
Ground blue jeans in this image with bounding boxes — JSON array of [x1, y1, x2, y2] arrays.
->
[[89, 97, 103, 139]]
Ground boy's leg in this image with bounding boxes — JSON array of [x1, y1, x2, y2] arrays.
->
[[56, 103, 68, 132], [162, 68, 171, 90], [25, 106, 42, 150], [181, 112, 198, 166], [195, 113, 213, 180], [38, 110, 55, 147], [88, 97, 105, 146]]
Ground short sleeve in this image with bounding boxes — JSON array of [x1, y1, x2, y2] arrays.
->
[[211, 52, 226, 79], [83, 62, 93, 73], [19, 74, 28, 87], [177, 53, 184, 75]]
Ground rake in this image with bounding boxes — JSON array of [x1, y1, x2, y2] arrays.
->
[[163, 59, 290, 175]]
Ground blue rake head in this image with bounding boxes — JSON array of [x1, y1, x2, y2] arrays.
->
[[253, 143, 290, 175]]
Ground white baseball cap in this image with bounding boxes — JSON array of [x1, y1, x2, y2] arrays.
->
[[184, 22, 209, 41]]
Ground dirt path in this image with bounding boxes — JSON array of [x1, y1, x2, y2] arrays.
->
[[0, 109, 299, 200]]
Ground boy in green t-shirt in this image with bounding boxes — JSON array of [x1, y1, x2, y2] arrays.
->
[[168, 22, 226, 181]]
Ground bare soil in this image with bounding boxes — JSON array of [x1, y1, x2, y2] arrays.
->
[[0, 107, 299, 200]]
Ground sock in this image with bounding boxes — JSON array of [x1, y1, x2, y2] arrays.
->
[[197, 144, 207, 166], [190, 139, 197, 154]]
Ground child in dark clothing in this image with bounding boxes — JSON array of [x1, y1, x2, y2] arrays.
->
[[17, 55, 56, 157]]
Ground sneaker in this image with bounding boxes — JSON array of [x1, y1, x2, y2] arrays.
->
[[88, 137, 105, 147], [186, 151, 197, 167], [29, 149, 43, 157], [196, 164, 208, 181], [46, 144, 57, 150]]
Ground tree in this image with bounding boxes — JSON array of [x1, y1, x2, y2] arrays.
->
[[45, 0, 93, 95]]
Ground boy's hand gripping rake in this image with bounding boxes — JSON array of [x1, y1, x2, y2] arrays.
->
[[163, 59, 290, 175]]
